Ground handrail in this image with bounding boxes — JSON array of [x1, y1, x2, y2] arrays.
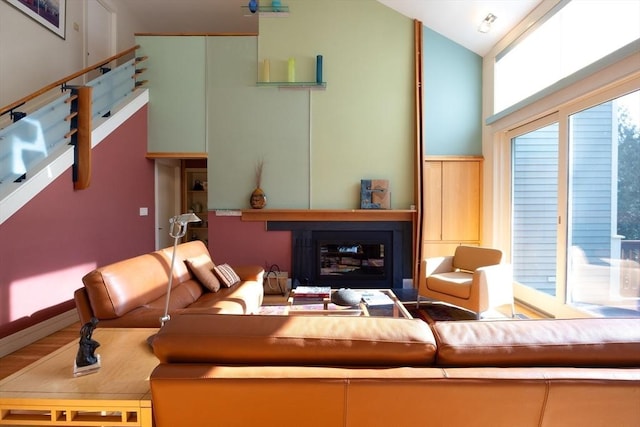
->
[[0, 45, 140, 117]]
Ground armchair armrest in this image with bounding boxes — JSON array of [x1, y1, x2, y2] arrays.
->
[[475, 263, 513, 288], [473, 263, 514, 310], [425, 256, 454, 276]]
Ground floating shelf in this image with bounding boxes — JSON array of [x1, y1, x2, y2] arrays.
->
[[242, 5, 290, 16], [256, 81, 327, 90]]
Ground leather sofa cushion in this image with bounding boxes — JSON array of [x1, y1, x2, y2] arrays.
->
[[82, 241, 210, 319], [433, 318, 640, 367], [187, 279, 264, 314], [152, 313, 437, 366], [82, 251, 174, 319]]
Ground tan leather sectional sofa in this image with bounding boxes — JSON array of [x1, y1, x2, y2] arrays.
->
[[150, 313, 640, 427], [74, 241, 264, 327]]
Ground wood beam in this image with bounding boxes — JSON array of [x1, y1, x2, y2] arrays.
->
[[74, 87, 92, 190]]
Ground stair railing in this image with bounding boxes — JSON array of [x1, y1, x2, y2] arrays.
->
[[0, 46, 147, 193]]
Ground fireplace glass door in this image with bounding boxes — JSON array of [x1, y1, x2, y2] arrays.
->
[[314, 231, 391, 287]]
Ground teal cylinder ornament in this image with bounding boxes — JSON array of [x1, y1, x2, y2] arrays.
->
[[316, 55, 323, 84]]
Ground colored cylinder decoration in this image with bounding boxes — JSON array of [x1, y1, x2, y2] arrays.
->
[[287, 58, 295, 83], [316, 55, 323, 84], [271, 0, 282, 12], [262, 59, 270, 82]]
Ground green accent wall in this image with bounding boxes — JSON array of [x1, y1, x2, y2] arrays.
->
[[207, 37, 311, 209], [423, 27, 482, 155], [138, 1, 415, 210], [137, 36, 207, 153], [258, 0, 414, 209]]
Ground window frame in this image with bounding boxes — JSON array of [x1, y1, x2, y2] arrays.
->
[[494, 77, 640, 318], [487, 0, 640, 117], [482, 0, 640, 317]]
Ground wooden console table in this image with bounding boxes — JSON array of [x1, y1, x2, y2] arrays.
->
[[0, 328, 158, 427]]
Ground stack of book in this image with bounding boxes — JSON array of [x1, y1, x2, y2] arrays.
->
[[294, 286, 331, 300], [361, 290, 394, 306]]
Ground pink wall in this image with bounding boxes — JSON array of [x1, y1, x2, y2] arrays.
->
[[208, 214, 291, 273], [0, 106, 155, 338]]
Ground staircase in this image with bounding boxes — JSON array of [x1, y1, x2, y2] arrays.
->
[[0, 47, 148, 226]]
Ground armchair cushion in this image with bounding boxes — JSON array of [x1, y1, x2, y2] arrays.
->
[[452, 245, 502, 272], [426, 272, 472, 298]]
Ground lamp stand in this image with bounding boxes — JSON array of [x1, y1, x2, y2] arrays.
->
[[159, 213, 201, 327]]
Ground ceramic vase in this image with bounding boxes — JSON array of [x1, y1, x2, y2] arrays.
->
[[250, 187, 267, 209]]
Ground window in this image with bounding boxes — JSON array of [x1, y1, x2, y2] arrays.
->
[[495, 0, 640, 113], [511, 122, 559, 297], [509, 90, 640, 317], [567, 91, 640, 316]]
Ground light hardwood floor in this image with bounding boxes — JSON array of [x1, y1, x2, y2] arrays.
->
[[0, 322, 80, 381]]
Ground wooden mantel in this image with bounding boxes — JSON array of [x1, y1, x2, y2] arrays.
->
[[240, 209, 415, 222]]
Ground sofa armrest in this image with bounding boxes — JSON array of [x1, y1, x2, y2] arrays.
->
[[74, 288, 95, 325], [425, 256, 454, 276], [232, 265, 265, 282]]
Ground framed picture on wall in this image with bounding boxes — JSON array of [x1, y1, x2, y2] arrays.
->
[[5, 0, 66, 39]]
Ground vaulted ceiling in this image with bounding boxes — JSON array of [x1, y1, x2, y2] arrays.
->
[[111, 0, 542, 57], [377, 0, 541, 56]]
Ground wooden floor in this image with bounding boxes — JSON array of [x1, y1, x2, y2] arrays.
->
[[0, 322, 80, 381], [0, 301, 544, 382]]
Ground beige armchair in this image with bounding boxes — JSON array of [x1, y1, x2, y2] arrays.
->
[[419, 246, 514, 319]]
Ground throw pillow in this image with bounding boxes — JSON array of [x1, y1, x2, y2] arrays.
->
[[213, 263, 241, 288], [185, 255, 221, 292]]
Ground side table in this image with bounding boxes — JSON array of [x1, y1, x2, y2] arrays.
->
[[0, 328, 158, 427]]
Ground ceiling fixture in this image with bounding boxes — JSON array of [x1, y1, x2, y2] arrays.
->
[[478, 13, 497, 33]]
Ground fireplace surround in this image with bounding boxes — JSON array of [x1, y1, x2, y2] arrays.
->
[[267, 221, 412, 289]]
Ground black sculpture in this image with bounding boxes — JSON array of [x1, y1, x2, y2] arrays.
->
[[76, 317, 100, 368]]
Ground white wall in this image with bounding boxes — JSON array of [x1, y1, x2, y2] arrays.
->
[[0, 0, 85, 107], [0, 0, 146, 109]]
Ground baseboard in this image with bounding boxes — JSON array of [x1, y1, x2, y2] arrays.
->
[[0, 309, 79, 358]]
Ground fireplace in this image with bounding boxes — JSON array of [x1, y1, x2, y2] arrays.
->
[[315, 230, 391, 287], [268, 221, 411, 289]]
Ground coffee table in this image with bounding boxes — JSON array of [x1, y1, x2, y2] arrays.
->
[[0, 328, 158, 427], [287, 288, 413, 319]]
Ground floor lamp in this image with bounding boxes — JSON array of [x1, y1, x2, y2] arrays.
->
[[160, 212, 201, 326]]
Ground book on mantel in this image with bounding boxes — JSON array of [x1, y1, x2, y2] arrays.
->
[[294, 286, 331, 299]]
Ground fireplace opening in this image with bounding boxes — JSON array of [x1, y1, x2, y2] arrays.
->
[[268, 220, 411, 289], [315, 231, 392, 287]]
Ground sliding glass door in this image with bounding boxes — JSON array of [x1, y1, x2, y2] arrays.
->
[[509, 90, 639, 317], [511, 122, 559, 297], [567, 91, 640, 315]]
